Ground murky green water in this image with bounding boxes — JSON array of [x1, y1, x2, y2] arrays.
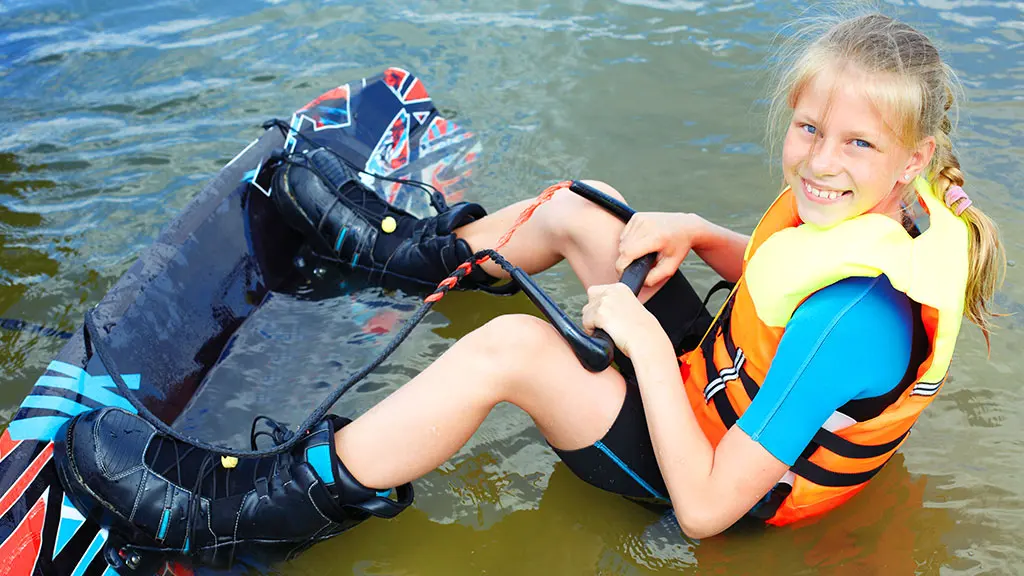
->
[[2, 0, 1022, 574]]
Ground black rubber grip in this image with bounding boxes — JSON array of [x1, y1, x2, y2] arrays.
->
[[568, 180, 635, 223], [511, 252, 655, 373]]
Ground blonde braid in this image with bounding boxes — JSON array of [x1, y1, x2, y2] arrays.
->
[[929, 87, 1005, 348]]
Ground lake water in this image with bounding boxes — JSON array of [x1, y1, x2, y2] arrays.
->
[[1, 0, 1022, 574]]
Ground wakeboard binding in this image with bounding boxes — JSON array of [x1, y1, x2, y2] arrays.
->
[[54, 407, 412, 569], [269, 147, 496, 291]]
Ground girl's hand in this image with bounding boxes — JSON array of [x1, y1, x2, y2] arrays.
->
[[615, 212, 699, 288], [581, 282, 666, 360]]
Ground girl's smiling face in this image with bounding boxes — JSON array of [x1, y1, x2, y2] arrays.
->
[[782, 65, 935, 228]]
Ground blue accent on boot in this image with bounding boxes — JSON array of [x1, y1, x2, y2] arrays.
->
[[334, 228, 348, 252], [157, 509, 171, 539], [305, 444, 335, 485]]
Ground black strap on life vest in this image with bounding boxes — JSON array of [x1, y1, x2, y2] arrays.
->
[[702, 326, 740, 429], [696, 281, 740, 429], [810, 428, 910, 459], [790, 456, 888, 487], [718, 301, 760, 402]]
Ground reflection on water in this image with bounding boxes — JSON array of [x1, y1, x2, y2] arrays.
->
[[1, 0, 1021, 574]]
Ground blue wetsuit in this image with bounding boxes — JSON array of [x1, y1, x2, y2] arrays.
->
[[552, 272, 914, 503], [736, 274, 913, 465]]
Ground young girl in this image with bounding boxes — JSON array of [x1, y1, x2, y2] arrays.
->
[[56, 10, 1004, 564]]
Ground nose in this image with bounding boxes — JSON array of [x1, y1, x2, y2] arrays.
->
[[807, 138, 842, 177]]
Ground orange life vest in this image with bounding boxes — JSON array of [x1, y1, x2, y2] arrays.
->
[[680, 178, 969, 526]]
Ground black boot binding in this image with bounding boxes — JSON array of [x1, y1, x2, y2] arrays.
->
[[54, 407, 412, 568], [271, 146, 499, 291]]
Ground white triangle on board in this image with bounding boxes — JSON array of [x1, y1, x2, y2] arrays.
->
[[53, 494, 86, 559]]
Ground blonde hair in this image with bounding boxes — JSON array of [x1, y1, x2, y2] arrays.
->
[[768, 10, 1006, 345]]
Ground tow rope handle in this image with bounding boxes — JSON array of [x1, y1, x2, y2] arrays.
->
[[515, 180, 655, 372], [425, 180, 656, 372], [511, 252, 654, 372]]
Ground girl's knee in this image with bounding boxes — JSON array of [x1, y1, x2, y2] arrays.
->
[[543, 180, 628, 242], [463, 314, 560, 368], [577, 179, 627, 204]]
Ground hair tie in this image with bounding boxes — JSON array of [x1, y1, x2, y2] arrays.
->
[[944, 185, 972, 216]]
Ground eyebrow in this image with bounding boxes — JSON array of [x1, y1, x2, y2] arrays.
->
[[793, 114, 883, 142], [844, 129, 879, 141]]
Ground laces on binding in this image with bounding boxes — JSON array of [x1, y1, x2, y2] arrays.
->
[[250, 414, 297, 449]]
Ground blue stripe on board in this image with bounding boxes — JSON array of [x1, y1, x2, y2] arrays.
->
[[593, 441, 668, 501], [32, 376, 135, 412], [8, 416, 69, 442], [46, 360, 83, 379], [46, 360, 141, 389], [318, 106, 348, 116], [21, 395, 92, 417], [70, 529, 107, 576]]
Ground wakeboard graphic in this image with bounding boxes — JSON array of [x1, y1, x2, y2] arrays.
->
[[0, 68, 479, 575]]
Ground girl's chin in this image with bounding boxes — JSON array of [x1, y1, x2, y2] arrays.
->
[[795, 199, 852, 228]]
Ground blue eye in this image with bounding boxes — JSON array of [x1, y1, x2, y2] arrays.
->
[[802, 124, 817, 135], [853, 139, 872, 149]]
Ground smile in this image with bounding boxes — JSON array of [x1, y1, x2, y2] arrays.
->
[[802, 178, 852, 204]]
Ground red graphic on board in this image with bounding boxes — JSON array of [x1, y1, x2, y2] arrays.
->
[[384, 68, 409, 91], [390, 114, 409, 170], [0, 443, 53, 519], [402, 78, 430, 103], [0, 429, 22, 464], [0, 489, 47, 576]]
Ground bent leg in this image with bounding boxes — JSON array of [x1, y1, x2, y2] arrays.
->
[[456, 180, 629, 291], [334, 314, 627, 490]]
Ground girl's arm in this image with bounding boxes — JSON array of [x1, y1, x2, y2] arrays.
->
[[629, 335, 786, 538], [688, 215, 750, 284], [582, 282, 788, 538], [615, 213, 750, 286]]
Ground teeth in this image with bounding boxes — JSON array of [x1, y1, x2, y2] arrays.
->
[[807, 182, 843, 200]]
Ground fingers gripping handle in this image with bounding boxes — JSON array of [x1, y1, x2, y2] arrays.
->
[[568, 179, 656, 369], [588, 252, 657, 368], [510, 180, 656, 371], [510, 254, 654, 372]]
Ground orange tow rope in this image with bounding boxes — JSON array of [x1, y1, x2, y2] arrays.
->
[[424, 180, 571, 303]]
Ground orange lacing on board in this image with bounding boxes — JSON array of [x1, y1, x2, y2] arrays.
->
[[424, 180, 570, 303]]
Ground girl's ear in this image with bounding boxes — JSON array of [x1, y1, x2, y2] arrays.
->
[[904, 135, 936, 179]]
